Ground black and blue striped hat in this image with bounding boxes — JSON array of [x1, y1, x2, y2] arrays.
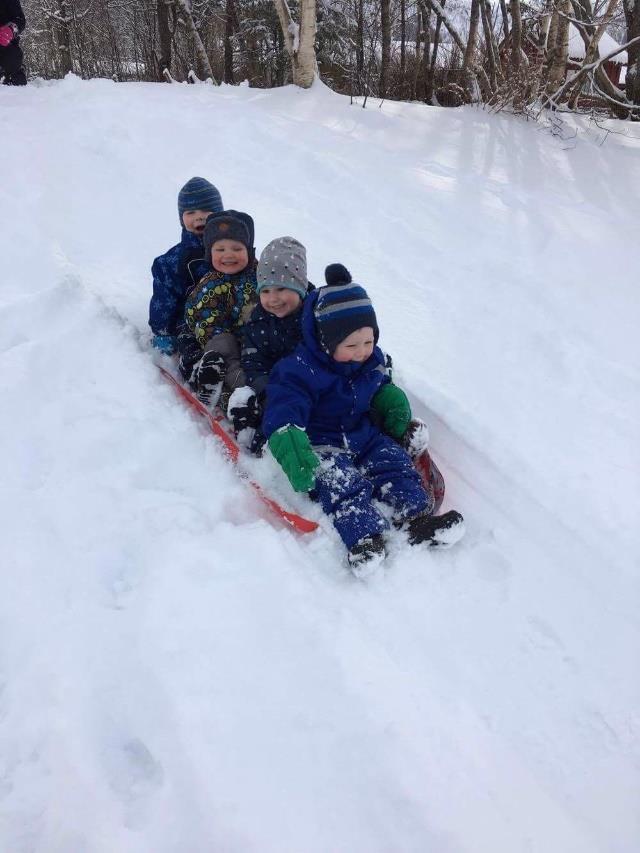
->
[[178, 177, 223, 223], [315, 264, 379, 354]]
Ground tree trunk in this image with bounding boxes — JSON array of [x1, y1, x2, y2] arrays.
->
[[157, 0, 173, 81], [400, 0, 406, 75], [380, 0, 391, 98], [175, 0, 215, 82], [499, 0, 510, 40], [511, 0, 523, 71], [624, 0, 640, 105], [356, 0, 364, 86], [546, 0, 571, 97], [411, 7, 422, 99], [421, 3, 431, 100], [427, 0, 444, 102], [224, 0, 235, 83], [272, 0, 317, 88], [462, 0, 480, 80], [56, 1, 73, 76], [480, 0, 499, 89]]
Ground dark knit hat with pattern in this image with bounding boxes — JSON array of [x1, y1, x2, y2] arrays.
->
[[314, 264, 379, 354], [178, 177, 223, 223], [203, 210, 255, 261]]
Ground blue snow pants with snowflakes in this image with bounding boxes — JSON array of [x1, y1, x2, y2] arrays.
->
[[310, 433, 432, 550]]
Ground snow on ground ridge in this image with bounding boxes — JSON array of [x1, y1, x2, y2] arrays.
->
[[1, 77, 639, 853]]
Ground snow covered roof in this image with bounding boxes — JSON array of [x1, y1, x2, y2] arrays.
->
[[568, 24, 627, 64]]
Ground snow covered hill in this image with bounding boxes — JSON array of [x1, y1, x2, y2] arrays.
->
[[1, 75, 639, 852]]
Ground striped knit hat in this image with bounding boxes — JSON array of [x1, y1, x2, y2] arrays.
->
[[178, 177, 223, 223], [314, 264, 379, 354]]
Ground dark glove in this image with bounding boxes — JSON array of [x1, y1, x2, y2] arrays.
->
[[227, 386, 262, 435]]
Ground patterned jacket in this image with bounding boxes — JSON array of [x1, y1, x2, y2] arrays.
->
[[176, 261, 258, 379], [148, 229, 204, 336], [263, 288, 390, 454]]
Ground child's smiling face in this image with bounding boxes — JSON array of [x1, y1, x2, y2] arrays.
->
[[332, 327, 375, 363], [211, 239, 249, 274], [182, 209, 212, 235], [259, 287, 301, 318]]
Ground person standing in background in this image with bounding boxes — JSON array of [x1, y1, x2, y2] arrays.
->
[[0, 0, 26, 86]]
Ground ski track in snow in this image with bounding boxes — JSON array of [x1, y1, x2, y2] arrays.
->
[[1, 76, 639, 852]]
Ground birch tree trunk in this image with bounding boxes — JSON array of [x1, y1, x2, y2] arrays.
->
[[174, 0, 215, 81], [272, 0, 317, 88]]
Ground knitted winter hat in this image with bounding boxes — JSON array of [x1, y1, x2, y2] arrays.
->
[[203, 210, 255, 261], [314, 264, 379, 354], [178, 177, 223, 223], [257, 237, 308, 298]]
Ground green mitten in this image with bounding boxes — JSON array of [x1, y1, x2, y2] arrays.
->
[[268, 425, 320, 492], [371, 383, 412, 440]]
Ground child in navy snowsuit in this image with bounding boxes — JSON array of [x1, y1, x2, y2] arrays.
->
[[0, 0, 26, 86], [263, 265, 465, 574], [148, 177, 223, 355], [226, 236, 312, 449], [177, 210, 258, 410]]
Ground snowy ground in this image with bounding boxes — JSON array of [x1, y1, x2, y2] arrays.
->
[[1, 75, 639, 852]]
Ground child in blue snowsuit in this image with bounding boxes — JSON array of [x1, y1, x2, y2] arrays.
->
[[263, 266, 465, 573], [148, 177, 223, 354], [226, 236, 312, 449], [176, 210, 258, 410]]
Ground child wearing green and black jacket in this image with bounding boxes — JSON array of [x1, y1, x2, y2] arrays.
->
[[176, 210, 258, 410]]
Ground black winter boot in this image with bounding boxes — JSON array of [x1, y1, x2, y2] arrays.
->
[[347, 534, 386, 578], [194, 351, 224, 409], [405, 510, 465, 548]]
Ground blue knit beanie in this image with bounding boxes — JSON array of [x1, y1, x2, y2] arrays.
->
[[315, 264, 379, 354], [178, 177, 223, 224]]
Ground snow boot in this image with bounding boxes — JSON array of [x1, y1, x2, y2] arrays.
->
[[194, 351, 224, 409], [405, 510, 465, 549], [347, 534, 386, 578]]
